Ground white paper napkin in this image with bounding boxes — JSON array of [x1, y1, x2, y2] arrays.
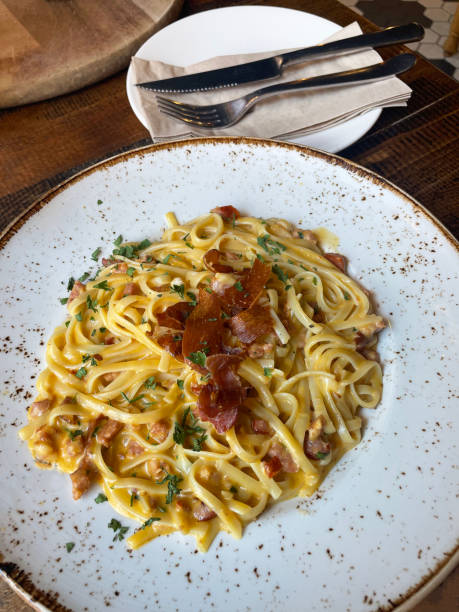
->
[[131, 22, 412, 142]]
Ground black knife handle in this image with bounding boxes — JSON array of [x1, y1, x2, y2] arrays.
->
[[281, 23, 424, 68]]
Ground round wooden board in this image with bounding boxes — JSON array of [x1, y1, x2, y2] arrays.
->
[[0, 0, 183, 108]]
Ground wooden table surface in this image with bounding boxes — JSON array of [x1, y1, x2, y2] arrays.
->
[[0, 0, 457, 610]]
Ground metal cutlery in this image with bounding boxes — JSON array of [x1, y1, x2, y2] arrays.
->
[[137, 23, 424, 93], [156, 53, 416, 129]]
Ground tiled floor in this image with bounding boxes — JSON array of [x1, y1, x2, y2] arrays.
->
[[340, 0, 459, 79]]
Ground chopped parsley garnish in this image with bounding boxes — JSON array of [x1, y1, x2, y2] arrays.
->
[[221, 312, 230, 320], [176, 379, 184, 389], [97, 199, 103, 205], [316, 451, 329, 459], [86, 295, 98, 311], [234, 281, 243, 292], [127, 267, 135, 277], [172, 334, 182, 341], [60, 297, 68, 305], [121, 392, 145, 404], [138, 239, 151, 250], [343, 291, 351, 301], [99, 327, 107, 333], [67, 277, 75, 291], [173, 407, 207, 450], [256, 253, 265, 263], [79, 272, 90, 283], [94, 280, 111, 291], [229, 486, 238, 494], [192, 434, 207, 452], [207, 317, 217, 322], [157, 473, 183, 505], [65, 320, 71, 328], [188, 350, 207, 367], [130, 492, 139, 506], [144, 376, 156, 389], [67, 429, 83, 440], [75, 367, 87, 379], [91, 247, 101, 261], [298, 231, 304, 239], [65, 542, 75, 553], [200, 373, 211, 383], [263, 367, 272, 377], [75, 311, 83, 322], [186, 291, 197, 306], [185, 241, 194, 249], [312, 276, 318, 286], [272, 264, 288, 284], [114, 235, 123, 246], [108, 518, 129, 541], [141, 517, 161, 529], [204, 287, 213, 294], [162, 254, 171, 264], [170, 283, 185, 299], [95, 493, 108, 504], [257, 234, 286, 255]]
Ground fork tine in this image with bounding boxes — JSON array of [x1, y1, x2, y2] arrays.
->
[[156, 98, 219, 118], [156, 102, 220, 124], [158, 107, 221, 128], [156, 95, 218, 115]]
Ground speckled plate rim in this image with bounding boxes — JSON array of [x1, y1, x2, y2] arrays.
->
[[0, 136, 457, 612]]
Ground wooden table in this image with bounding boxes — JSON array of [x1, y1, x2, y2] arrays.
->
[[0, 1, 457, 610]]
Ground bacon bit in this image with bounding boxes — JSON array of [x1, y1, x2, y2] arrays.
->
[[122, 282, 139, 296], [104, 335, 116, 345], [151, 283, 170, 292], [220, 258, 271, 315], [182, 289, 224, 373], [203, 249, 233, 273], [360, 347, 380, 362], [229, 304, 273, 344], [263, 455, 282, 478], [175, 497, 190, 512], [147, 420, 169, 443], [114, 262, 128, 274], [147, 458, 166, 480], [192, 500, 217, 522], [93, 353, 103, 361], [211, 275, 235, 296], [70, 456, 95, 500], [68, 280, 85, 302], [64, 435, 84, 457], [265, 441, 298, 473], [247, 343, 274, 359], [225, 251, 240, 261], [190, 383, 202, 395], [102, 258, 115, 267], [355, 318, 386, 350], [102, 371, 119, 384], [157, 333, 183, 359], [324, 253, 346, 272], [96, 419, 123, 447], [304, 416, 331, 460], [59, 414, 79, 425], [156, 302, 194, 330], [126, 440, 144, 457], [293, 229, 318, 243], [199, 465, 221, 488], [29, 399, 51, 418], [251, 418, 271, 435], [211, 205, 241, 221]]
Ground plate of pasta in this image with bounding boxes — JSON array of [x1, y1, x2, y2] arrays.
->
[[0, 137, 457, 612]]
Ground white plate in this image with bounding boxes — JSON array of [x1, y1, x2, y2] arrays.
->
[[126, 5, 381, 153], [0, 138, 458, 612]]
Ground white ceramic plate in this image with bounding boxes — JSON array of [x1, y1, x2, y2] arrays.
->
[[126, 5, 381, 153], [0, 138, 458, 612]]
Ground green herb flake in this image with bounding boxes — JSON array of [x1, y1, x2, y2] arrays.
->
[[272, 264, 288, 284], [95, 493, 108, 504], [141, 517, 161, 529], [185, 242, 194, 250], [127, 267, 135, 277], [229, 486, 238, 494], [188, 351, 207, 367], [162, 254, 171, 264], [316, 451, 329, 459], [100, 327, 107, 333], [263, 367, 272, 377], [157, 473, 183, 505], [144, 376, 156, 389], [234, 281, 243, 292], [67, 277, 75, 291], [204, 287, 213, 294], [60, 297, 68, 305], [108, 518, 129, 541], [343, 291, 351, 301], [91, 247, 101, 261], [75, 367, 87, 379], [257, 234, 286, 255], [114, 235, 123, 246], [94, 280, 111, 291], [221, 312, 230, 320], [200, 373, 211, 383], [130, 492, 139, 507], [176, 379, 184, 389], [79, 272, 90, 283], [170, 283, 185, 299], [256, 253, 265, 263], [312, 276, 318, 286], [67, 429, 83, 440], [65, 542, 75, 553], [97, 199, 103, 205], [86, 295, 98, 312], [65, 320, 71, 328], [186, 291, 197, 306]]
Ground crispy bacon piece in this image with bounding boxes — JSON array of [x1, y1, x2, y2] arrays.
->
[[192, 500, 217, 522], [211, 205, 241, 221], [104, 335, 116, 345], [126, 440, 144, 457], [69, 280, 85, 303], [29, 399, 51, 418], [182, 289, 223, 373], [263, 455, 282, 478], [304, 416, 331, 460], [195, 354, 244, 433], [324, 253, 346, 272], [156, 302, 194, 330], [147, 420, 169, 443], [70, 456, 95, 500], [203, 249, 233, 274], [265, 442, 298, 473], [122, 282, 139, 296], [157, 333, 183, 359], [229, 304, 273, 344], [247, 343, 274, 359], [251, 418, 271, 435], [355, 318, 386, 351], [220, 258, 271, 315], [96, 419, 123, 447]]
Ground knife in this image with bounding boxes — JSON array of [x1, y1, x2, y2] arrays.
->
[[136, 22, 424, 93]]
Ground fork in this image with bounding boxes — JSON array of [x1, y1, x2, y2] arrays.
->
[[156, 54, 416, 129]]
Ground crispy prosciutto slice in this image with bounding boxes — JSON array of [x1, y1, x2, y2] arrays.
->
[[220, 258, 271, 315], [195, 354, 244, 433], [156, 302, 194, 329], [211, 205, 241, 221], [229, 303, 273, 344], [157, 333, 183, 359], [324, 253, 346, 272], [182, 289, 223, 373], [203, 249, 233, 273]]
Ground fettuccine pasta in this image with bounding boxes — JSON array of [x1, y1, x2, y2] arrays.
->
[[19, 206, 385, 551]]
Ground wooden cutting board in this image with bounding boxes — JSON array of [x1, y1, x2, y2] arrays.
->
[[0, 0, 183, 108]]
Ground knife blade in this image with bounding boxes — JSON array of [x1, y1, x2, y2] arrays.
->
[[136, 22, 424, 93]]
